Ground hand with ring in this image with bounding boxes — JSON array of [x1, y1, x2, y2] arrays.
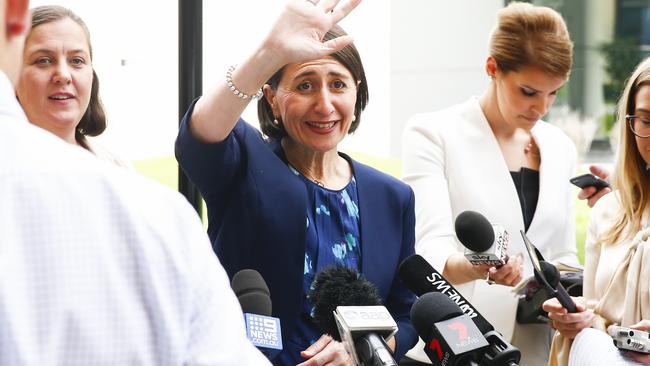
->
[[483, 254, 524, 287]]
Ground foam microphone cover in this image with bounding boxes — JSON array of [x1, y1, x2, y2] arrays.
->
[[309, 265, 382, 341], [540, 261, 561, 287], [454, 211, 495, 252], [410, 292, 465, 341], [231, 269, 272, 316]]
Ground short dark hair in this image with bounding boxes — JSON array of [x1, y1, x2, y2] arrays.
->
[[257, 25, 368, 140], [30, 5, 107, 144]]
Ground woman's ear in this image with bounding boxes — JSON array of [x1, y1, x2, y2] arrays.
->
[[486, 56, 497, 79], [263, 84, 279, 116]]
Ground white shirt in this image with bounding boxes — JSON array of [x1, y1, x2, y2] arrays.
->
[[402, 97, 578, 364], [0, 71, 270, 366]]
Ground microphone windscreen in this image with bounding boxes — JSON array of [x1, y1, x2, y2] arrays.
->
[[309, 265, 382, 341], [540, 261, 561, 287], [410, 292, 465, 341], [231, 269, 272, 316], [455, 211, 494, 252]]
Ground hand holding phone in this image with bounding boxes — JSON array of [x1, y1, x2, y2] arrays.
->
[[570, 173, 610, 191]]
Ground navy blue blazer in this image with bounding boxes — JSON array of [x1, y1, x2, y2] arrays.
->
[[175, 102, 417, 361]]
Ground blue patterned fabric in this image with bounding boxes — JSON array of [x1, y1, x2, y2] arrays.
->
[[279, 164, 361, 364], [176, 108, 418, 365]]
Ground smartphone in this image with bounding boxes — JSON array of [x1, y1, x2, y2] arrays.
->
[[569, 173, 610, 190]]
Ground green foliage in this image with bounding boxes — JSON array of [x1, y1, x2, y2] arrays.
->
[[600, 37, 643, 105], [601, 112, 617, 133]]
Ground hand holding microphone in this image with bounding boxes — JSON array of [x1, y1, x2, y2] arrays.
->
[[307, 265, 398, 366], [542, 297, 592, 339], [454, 211, 523, 287]]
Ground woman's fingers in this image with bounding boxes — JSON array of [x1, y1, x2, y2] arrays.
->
[[544, 299, 591, 339], [300, 334, 333, 358], [577, 186, 596, 200], [629, 320, 650, 332], [488, 255, 522, 286], [298, 335, 352, 366], [589, 164, 610, 180], [329, 0, 362, 24], [587, 187, 611, 208]]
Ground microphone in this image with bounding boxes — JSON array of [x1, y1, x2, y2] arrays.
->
[[231, 269, 283, 359], [520, 231, 578, 313], [411, 292, 489, 366], [309, 265, 398, 366], [455, 211, 509, 267], [540, 261, 577, 313], [398, 255, 521, 365], [398, 254, 492, 333]]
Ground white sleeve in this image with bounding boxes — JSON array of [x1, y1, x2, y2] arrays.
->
[[402, 115, 459, 272], [550, 140, 580, 265], [181, 205, 271, 366]]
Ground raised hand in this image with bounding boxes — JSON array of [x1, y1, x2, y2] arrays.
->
[[262, 0, 362, 67]]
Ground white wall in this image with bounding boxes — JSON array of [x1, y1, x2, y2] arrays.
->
[[26, 0, 502, 160], [30, 0, 178, 160], [390, 0, 503, 157]]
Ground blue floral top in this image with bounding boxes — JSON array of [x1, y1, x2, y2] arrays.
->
[[277, 163, 361, 365]]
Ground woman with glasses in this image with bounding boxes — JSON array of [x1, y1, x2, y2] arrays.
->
[[544, 57, 650, 366], [401, 3, 579, 365]]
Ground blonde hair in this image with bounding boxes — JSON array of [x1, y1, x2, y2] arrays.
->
[[598, 58, 650, 244], [489, 2, 573, 78], [600, 57, 650, 245]]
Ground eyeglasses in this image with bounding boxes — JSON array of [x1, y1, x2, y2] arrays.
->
[[626, 115, 650, 138]]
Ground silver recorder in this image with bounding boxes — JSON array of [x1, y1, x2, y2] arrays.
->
[[608, 325, 650, 354]]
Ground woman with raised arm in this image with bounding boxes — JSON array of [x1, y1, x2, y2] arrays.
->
[[175, 1, 417, 365]]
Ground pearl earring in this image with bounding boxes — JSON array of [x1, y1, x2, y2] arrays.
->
[[272, 118, 280, 127], [352, 115, 356, 122]]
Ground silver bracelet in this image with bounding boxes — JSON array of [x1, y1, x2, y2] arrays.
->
[[226, 65, 263, 100]]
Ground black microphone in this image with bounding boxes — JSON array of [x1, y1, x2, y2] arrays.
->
[[398, 255, 521, 366], [309, 265, 398, 366], [455, 211, 509, 267], [520, 231, 578, 313], [231, 269, 283, 359], [398, 254, 493, 333], [411, 292, 489, 366]]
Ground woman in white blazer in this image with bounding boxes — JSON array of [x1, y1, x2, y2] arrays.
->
[[401, 3, 579, 366]]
